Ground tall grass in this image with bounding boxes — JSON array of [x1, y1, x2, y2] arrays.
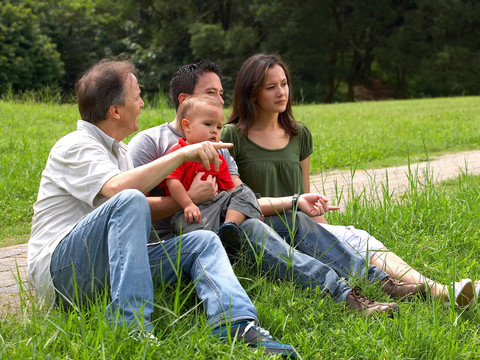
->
[[2, 170, 480, 358], [1, 97, 480, 358]]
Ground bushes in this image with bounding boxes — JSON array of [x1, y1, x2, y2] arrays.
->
[[0, 2, 64, 95]]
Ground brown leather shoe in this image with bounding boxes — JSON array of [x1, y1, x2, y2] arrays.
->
[[381, 277, 427, 300], [345, 288, 398, 317]]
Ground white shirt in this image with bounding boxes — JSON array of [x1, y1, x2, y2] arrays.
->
[[28, 120, 132, 304]]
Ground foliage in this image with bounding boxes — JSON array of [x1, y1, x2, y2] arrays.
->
[[123, 0, 480, 102], [3, 0, 480, 102], [32, 0, 133, 96], [376, 0, 480, 99], [0, 1, 64, 94]]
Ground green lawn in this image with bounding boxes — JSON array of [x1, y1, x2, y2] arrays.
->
[[0, 97, 480, 246], [1, 97, 480, 359], [299, 96, 480, 172], [3, 96, 479, 246]]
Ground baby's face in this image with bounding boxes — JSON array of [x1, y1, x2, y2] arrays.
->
[[184, 104, 225, 144]]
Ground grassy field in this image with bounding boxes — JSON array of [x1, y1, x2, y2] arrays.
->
[[1, 97, 480, 358], [299, 96, 480, 172], [1, 96, 480, 247]]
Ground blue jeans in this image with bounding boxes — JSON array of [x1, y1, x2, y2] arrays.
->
[[239, 211, 388, 303], [51, 189, 257, 332]]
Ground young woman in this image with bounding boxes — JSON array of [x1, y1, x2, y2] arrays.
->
[[222, 53, 477, 306]]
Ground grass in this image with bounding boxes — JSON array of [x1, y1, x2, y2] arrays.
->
[[2, 171, 480, 358], [299, 96, 480, 172], [2, 96, 480, 247], [1, 96, 480, 358]]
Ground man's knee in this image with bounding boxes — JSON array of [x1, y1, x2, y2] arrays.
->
[[184, 230, 224, 251], [113, 189, 150, 217], [269, 210, 308, 229], [240, 218, 270, 242], [295, 211, 313, 225]]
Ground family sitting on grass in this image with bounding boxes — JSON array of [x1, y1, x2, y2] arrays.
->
[[27, 55, 478, 359]]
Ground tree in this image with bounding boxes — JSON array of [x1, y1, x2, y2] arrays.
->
[[5, 0, 480, 101], [331, 0, 413, 101], [410, 0, 480, 97], [33, 0, 132, 95], [0, 2, 64, 94], [250, 0, 346, 103]]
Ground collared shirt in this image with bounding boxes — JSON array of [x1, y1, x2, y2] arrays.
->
[[28, 120, 131, 304]]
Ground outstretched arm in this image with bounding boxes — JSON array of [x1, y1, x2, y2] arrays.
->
[[100, 141, 232, 198], [231, 173, 338, 217], [258, 193, 339, 217]]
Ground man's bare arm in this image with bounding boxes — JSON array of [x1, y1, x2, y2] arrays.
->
[[147, 172, 218, 221], [100, 141, 232, 198]]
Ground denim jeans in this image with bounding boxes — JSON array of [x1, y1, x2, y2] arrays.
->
[[239, 211, 388, 303], [147, 230, 258, 327], [51, 189, 257, 332]]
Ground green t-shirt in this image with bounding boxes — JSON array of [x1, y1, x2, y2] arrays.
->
[[221, 123, 313, 197]]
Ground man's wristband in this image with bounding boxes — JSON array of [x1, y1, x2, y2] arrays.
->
[[292, 193, 299, 209]]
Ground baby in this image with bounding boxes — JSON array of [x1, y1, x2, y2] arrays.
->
[[160, 94, 262, 249]]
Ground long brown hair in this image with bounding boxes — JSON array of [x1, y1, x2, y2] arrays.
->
[[227, 53, 298, 137]]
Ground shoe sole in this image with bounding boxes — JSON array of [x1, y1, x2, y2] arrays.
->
[[254, 344, 297, 359], [455, 280, 475, 306]]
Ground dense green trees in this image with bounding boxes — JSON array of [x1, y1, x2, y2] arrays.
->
[[1, 0, 479, 102], [0, 2, 64, 94]]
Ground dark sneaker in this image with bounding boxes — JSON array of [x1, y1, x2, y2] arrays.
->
[[345, 288, 398, 317], [381, 277, 427, 300], [213, 320, 297, 358], [217, 221, 242, 251]]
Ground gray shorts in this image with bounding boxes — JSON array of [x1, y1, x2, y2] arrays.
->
[[170, 183, 261, 235]]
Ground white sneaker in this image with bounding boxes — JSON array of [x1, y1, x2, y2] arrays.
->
[[451, 279, 474, 306]]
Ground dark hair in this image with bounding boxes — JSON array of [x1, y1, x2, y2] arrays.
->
[[169, 60, 222, 110], [227, 53, 298, 137], [178, 94, 223, 122], [75, 59, 136, 124]]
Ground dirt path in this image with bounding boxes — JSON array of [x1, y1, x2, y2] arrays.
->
[[310, 150, 480, 209], [2, 150, 479, 315]]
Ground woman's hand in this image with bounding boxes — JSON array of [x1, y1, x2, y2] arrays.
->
[[297, 193, 340, 217]]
